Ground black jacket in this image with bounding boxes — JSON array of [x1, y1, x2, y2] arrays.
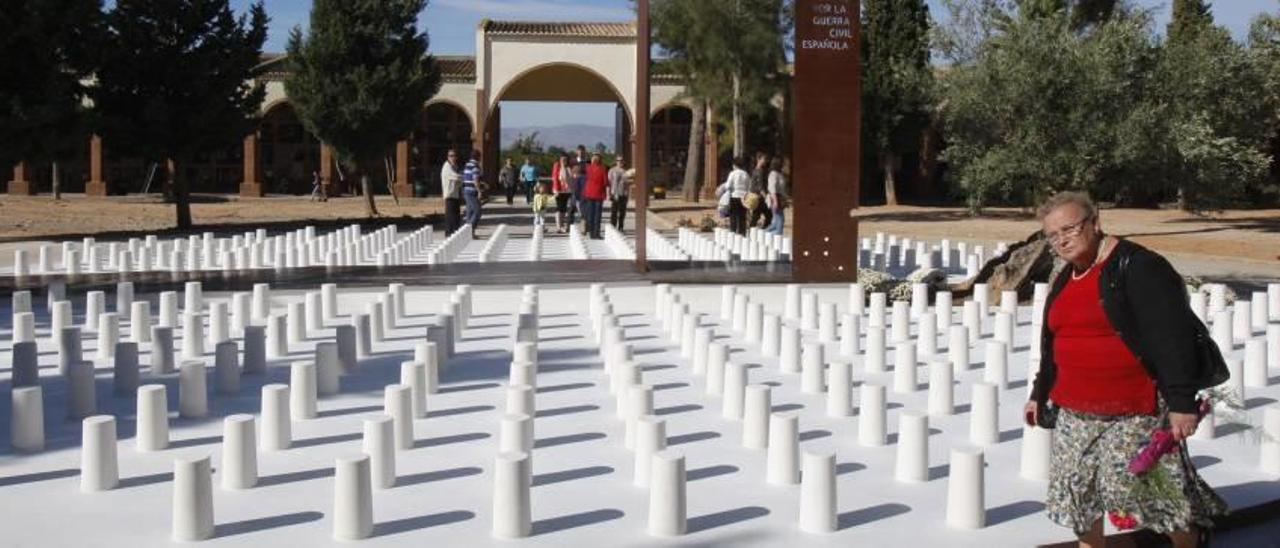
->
[[1030, 238, 1230, 414]]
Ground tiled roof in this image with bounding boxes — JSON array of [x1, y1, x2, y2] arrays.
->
[[436, 55, 476, 83], [253, 54, 476, 83], [482, 20, 636, 39]]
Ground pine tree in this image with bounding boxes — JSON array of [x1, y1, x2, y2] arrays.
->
[[0, 0, 103, 182], [862, 0, 933, 205], [93, 0, 267, 228], [1169, 0, 1213, 44], [651, 0, 787, 164], [285, 0, 441, 217]]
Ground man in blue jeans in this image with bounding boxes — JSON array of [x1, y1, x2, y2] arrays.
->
[[461, 150, 484, 237], [520, 157, 538, 204]]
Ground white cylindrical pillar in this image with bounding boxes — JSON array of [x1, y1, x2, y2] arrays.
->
[[929, 360, 955, 416], [220, 415, 257, 489], [172, 456, 215, 541], [266, 314, 288, 359], [290, 361, 318, 420], [705, 343, 727, 396], [1020, 425, 1053, 481], [136, 384, 169, 451], [492, 451, 533, 539], [67, 361, 97, 419], [315, 342, 342, 396], [634, 416, 667, 487], [332, 455, 374, 541], [801, 342, 825, 394], [113, 342, 141, 396], [11, 386, 45, 452], [364, 416, 396, 489], [130, 301, 152, 343], [150, 326, 175, 375], [261, 384, 291, 451], [499, 413, 535, 454], [865, 326, 886, 374], [970, 382, 999, 446], [181, 313, 205, 359], [840, 314, 861, 357], [647, 451, 687, 537], [766, 413, 800, 485], [818, 302, 838, 343], [895, 411, 929, 483], [96, 312, 119, 361], [798, 451, 837, 533], [178, 360, 208, 418], [893, 344, 918, 394], [946, 447, 986, 530], [761, 315, 781, 356], [858, 383, 887, 447], [780, 326, 801, 374], [722, 362, 749, 420], [81, 415, 119, 492], [401, 361, 429, 418], [827, 361, 853, 418], [721, 371, 764, 449], [384, 384, 414, 450], [213, 341, 240, 396]]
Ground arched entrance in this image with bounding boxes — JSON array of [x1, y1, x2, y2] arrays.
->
[[259, 102, 320, 194], [649, 104, 692, 195], [417, 101, 473, 196], [482, 62, 635, 186]]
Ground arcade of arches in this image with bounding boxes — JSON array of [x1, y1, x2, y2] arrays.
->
[[4, 21, 724, 201]]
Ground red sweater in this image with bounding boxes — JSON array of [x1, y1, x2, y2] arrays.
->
[[1047, 265, 1156, 415], [584, 163, 608, 200]]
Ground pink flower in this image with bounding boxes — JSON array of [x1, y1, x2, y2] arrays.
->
[[1108, 511, 1140, 530], [1128, 428, 1179, 475]]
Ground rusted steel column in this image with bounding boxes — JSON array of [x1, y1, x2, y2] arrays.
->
[[86, 135, 108, 197], [792, 0, 861, 282], [393, 139, 411, 198], [239, 133, 264, 197], [634, 0, 651, 273], [7, 162, 34, 195]]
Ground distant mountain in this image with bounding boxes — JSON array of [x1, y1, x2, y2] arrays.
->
[[501, 125, 616, 153]]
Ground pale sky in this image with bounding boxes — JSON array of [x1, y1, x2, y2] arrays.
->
[[236, 0, 1274, 128]]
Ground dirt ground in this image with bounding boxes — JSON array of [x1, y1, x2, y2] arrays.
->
[[649, 198, 1280, 265], [0, 194, 441, 242], [2, 193, 1278, 279]]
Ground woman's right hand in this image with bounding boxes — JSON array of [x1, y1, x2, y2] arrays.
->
[[1023, 401, 1038, 427]]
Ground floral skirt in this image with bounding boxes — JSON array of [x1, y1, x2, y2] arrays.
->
[[1046, 407, 1227, 535]]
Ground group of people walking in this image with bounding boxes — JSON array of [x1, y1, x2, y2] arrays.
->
[[717, 151, 788, 236], [441, 145, 631, 239]]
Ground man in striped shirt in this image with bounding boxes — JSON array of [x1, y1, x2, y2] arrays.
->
[[462, 150, 484, 237]]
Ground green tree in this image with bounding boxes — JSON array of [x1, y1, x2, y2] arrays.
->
[[862, 0, 933, 205], [0, 0, 103, 195], [1156, 22, 1271, 209], [286, 0, 441, 217], [651, 0, 788, 194], [1169, 0, 1213, 44], [93, 0, 267, 228], [938, 6, 1161, 210]]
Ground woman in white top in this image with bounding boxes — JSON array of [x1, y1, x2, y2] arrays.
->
[[766, 157, 788, 235], [717, 156, 751, 235]]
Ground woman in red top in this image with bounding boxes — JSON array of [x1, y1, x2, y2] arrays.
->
[[1027, 192, 1225, 548], [582, 154, 609, 239], [550, 155, 571, 233]]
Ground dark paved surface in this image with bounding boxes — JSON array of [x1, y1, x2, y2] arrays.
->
[[0, 259, 796, 295]]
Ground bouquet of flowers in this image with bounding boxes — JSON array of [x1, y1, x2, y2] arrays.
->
[[1127, 398, 1212, 475]]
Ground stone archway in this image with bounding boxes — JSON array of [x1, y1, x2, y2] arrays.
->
[[258, 102, 320, 195], [417, 101, 474, 196], [480, 62, 636, 187], [649, 104, 693, 195]]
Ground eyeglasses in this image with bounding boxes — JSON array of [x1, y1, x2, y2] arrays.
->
[[1043, 216, 1093, 245]]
